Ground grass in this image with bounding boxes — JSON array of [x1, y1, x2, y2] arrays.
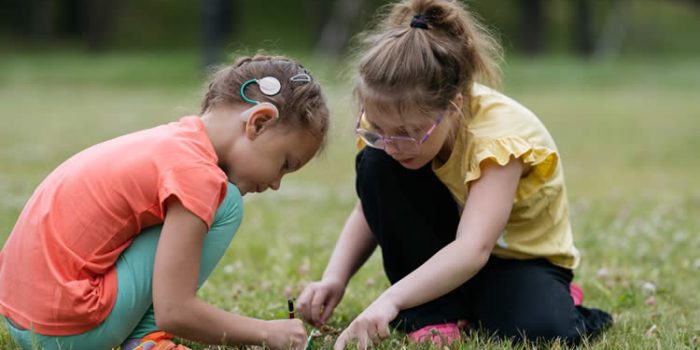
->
[[0, 50, 699, 349]]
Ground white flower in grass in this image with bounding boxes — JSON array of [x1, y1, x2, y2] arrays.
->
[[641, 281, 656, 295]]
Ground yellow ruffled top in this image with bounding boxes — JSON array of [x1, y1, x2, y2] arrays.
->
[[433, 84, 579, 269]]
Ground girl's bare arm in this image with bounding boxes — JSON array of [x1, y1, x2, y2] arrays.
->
[[152, 197, 306, 349], [322, 201, 377, 283]]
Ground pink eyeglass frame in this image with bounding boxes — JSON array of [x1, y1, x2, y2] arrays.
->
[[355, 107, 445, 151]]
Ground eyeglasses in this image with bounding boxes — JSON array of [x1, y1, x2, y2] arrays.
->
[[355, 107, 444, 155]]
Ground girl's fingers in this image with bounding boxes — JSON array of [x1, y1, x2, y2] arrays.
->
[[339, 321, 378, 350], [293, 327, 307, 350], [320, 294, 339, 324], [358, 334, 372, 350], [334, 332, 348, 350], [310, 289, 328, 325], [377, 321, 391, 339], [367, 325, 381, 345], [356, 323, 375, 350], [362, 321, 385, 348], [371, 321, 388, 343], [296, 288, 313, 319]]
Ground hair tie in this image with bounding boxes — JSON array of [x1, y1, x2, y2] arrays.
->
[[410, 14, 428, 29]]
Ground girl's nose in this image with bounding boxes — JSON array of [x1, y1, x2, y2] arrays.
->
[[383, 142, 401, 157], [270, 178, 281, 191]]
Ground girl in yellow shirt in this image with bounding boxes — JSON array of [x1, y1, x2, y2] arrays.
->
[[298, 0, 611, 348]]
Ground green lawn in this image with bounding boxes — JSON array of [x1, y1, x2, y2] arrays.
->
[[0, 51, 698, 349]]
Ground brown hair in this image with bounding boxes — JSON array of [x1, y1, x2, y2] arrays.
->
[[202, 54, 330, 147], [353, 0, 502, 124]]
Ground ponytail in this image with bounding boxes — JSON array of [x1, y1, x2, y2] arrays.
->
[[353, 0, 502, 119]]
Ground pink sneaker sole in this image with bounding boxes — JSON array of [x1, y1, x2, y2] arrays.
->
[[570, 282, 584, 306], [406, 283, 583, 346], [407, 321, 465, 345]]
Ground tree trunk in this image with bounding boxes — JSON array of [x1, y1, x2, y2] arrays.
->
[[202, 0, 237, 69], [84, 0, 117, 52], [304, 0, 334, 43], [594, 0, 630, 61], [31, 0, 56, 40], [314, 0, 365, 58], [517, 0, 545, 55], [573, 0, 594, 57]]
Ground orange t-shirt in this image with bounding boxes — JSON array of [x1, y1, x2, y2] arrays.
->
[[0, 116, 228, 335]]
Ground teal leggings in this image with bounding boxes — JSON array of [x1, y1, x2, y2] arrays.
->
[[4, 183, 243, 350]]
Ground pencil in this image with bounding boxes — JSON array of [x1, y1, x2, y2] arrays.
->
[[287, 298, 295, 319], [304, 328, 316, 350]]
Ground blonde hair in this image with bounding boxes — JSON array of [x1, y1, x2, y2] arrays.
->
[[202, 55, 330, 147], [353, 0, 502, 123]]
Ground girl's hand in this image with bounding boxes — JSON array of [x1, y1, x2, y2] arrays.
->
[[333, 297, 398, 350], [263, 319, 308, 350], [297, 276, 346, 327]]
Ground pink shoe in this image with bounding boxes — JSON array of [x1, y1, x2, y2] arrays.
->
[[570, 282, 584, 306], [407, 321, 465, 346]]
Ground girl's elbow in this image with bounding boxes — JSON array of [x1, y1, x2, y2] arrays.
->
[[154, 300, 187, 333], [471, 244, 493, 269]]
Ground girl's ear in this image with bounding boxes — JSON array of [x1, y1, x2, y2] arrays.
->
[[451, 93, 464, 110], [243, 102, 280, 139]]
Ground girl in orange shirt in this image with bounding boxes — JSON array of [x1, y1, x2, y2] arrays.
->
[[0, 55, 328, 350]]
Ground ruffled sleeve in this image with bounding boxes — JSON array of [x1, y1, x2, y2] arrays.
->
[[465, 136, 558, 199]]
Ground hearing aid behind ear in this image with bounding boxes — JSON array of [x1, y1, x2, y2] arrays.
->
[[240, 102, 279, 122], [239, 76, 282, 122], [240, 76, 282, 104]]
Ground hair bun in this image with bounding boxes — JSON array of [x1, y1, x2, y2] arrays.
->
[[423, 3, 463, 36], [424, 4, 446, 21]]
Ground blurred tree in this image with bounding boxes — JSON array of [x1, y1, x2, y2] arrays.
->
[[1, 0, 698, 56], [573, 0, 594, 56], [0, 0, 117, 51], [304, 0, 334, 43], [517, 0, 544, 55], [314, 0, 366, 57], [63, 0, 83, 37], [84, 0, 117, 52], [28, 0, 56, 40], [517, 0, 595, 57], [202, 0, 238, 69], [593, 0, 629, 60]]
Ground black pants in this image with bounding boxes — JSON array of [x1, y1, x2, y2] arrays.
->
[[356, 148, 611, 344]]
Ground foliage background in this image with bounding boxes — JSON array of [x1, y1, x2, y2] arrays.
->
[[1, 0, 699, 349]]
